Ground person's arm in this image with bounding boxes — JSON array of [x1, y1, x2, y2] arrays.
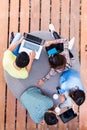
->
[[59, 92, 72, 108], [42, 68, 57, 81], [26, 51, 35, 73], [8, 36, 24, 51], [43, 38, 66, 47], [37, 68, 57, 87], [61, 40, 72, 68]]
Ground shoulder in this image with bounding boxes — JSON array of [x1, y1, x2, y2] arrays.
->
[[4, 49, 14, 58]]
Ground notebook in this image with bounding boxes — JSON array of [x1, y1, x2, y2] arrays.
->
[[19, 33, 45, 59], [59, 108, 77, 123]]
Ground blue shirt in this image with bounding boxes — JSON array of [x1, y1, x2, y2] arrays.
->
[[59, 69, 85, 94], [20, 87, 53, 123]]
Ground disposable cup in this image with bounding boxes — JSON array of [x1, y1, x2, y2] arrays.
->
[[53, 94, 59, 100]]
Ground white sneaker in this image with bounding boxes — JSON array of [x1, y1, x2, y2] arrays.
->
[[49, 24, 55, 32], [68, 37, 75, 50]]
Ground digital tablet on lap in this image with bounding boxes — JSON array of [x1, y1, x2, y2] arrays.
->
[[59, 108, 77, 123]]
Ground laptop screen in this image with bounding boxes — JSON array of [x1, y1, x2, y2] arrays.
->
[[23, 41, 40, 52], [19, 33, 45, 59], [59, 108, 77, 123], [24, 33, 45, 45]]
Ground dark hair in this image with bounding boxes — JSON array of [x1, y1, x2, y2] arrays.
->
[[15, 52, 30, 68], [44, 112, 58, 125], [69, 89, 85, 106], [48, 54, 66, 69]]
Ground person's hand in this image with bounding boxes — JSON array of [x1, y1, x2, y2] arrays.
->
[[39, 120, 45, 126], [26, 51, 36, 73], [59, 94, 66, 104], [29, 51, 36, 61], [37, 79, 44, 87], [19, 36, 24, 44], [43, 41, 50, 47]]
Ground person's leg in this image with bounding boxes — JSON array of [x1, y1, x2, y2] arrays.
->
[[53, 32, 74, 58], [48, 24, 63, 53], [9, 32, 14, 44], [52, 31, 61, 39], [10, 32, 22, 56]]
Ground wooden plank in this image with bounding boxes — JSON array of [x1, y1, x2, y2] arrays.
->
[[68, 1, 80, 129], [38, 124, 47, 130], [41, 0, 50, 31], [68, 105, 79, 130], [70, 0, 80, 52], [27, 115, 36, 130], [61, 0, 70, 39], [9, 0, 19, 32], [30, 0, 40, 32], [16, 1, 29, 130], [59, 1, 70, 129], [6, 91, 16, 130], [0, 0, 8, 130], [51, 0, 60, 32], [48, 124, 59, 130], [20, 0, 29, 33], [58, 109, 68, 130], [6, 1, 19, 130], [16, 101, 26, 130], [80, 0, 87, 129]]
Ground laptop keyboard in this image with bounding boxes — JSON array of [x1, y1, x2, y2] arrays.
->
[[23, 41, 40, 52]]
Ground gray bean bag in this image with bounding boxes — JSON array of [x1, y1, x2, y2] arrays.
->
[[4, 31, 80, 106]]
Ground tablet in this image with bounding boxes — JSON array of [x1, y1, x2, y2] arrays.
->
[[59, 108, 77, 123]]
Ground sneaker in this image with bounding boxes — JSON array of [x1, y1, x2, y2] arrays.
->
[[9, 32, 14, 44], [49, 24, 55, 32], [68, 37, 75, 50]]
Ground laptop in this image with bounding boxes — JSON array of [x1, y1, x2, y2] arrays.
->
[[59, 108, 77, 123], [19, 33, 45, 59]]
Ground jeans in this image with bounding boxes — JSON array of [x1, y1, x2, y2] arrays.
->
[[10, 33, 22, 56]]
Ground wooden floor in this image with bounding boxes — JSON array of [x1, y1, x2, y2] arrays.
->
[[0, 0, 87, 130]]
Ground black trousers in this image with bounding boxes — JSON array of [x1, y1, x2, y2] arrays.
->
[[46, 31, 74, 58], [46, 31, 64, 53]]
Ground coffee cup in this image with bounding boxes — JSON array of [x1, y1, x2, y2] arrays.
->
[[53, 93, 59, 100]]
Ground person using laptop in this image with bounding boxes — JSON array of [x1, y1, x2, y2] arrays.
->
[[3, 35, 35, 79]]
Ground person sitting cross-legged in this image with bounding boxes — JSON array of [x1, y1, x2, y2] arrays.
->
[[20, 86, 58, 125], [3, 34, 35, 79], [57, 68, 86, 106], [20, 85, 74, 125]]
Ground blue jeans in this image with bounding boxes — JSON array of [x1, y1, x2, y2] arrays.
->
[[10, 33, 22, 56]]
